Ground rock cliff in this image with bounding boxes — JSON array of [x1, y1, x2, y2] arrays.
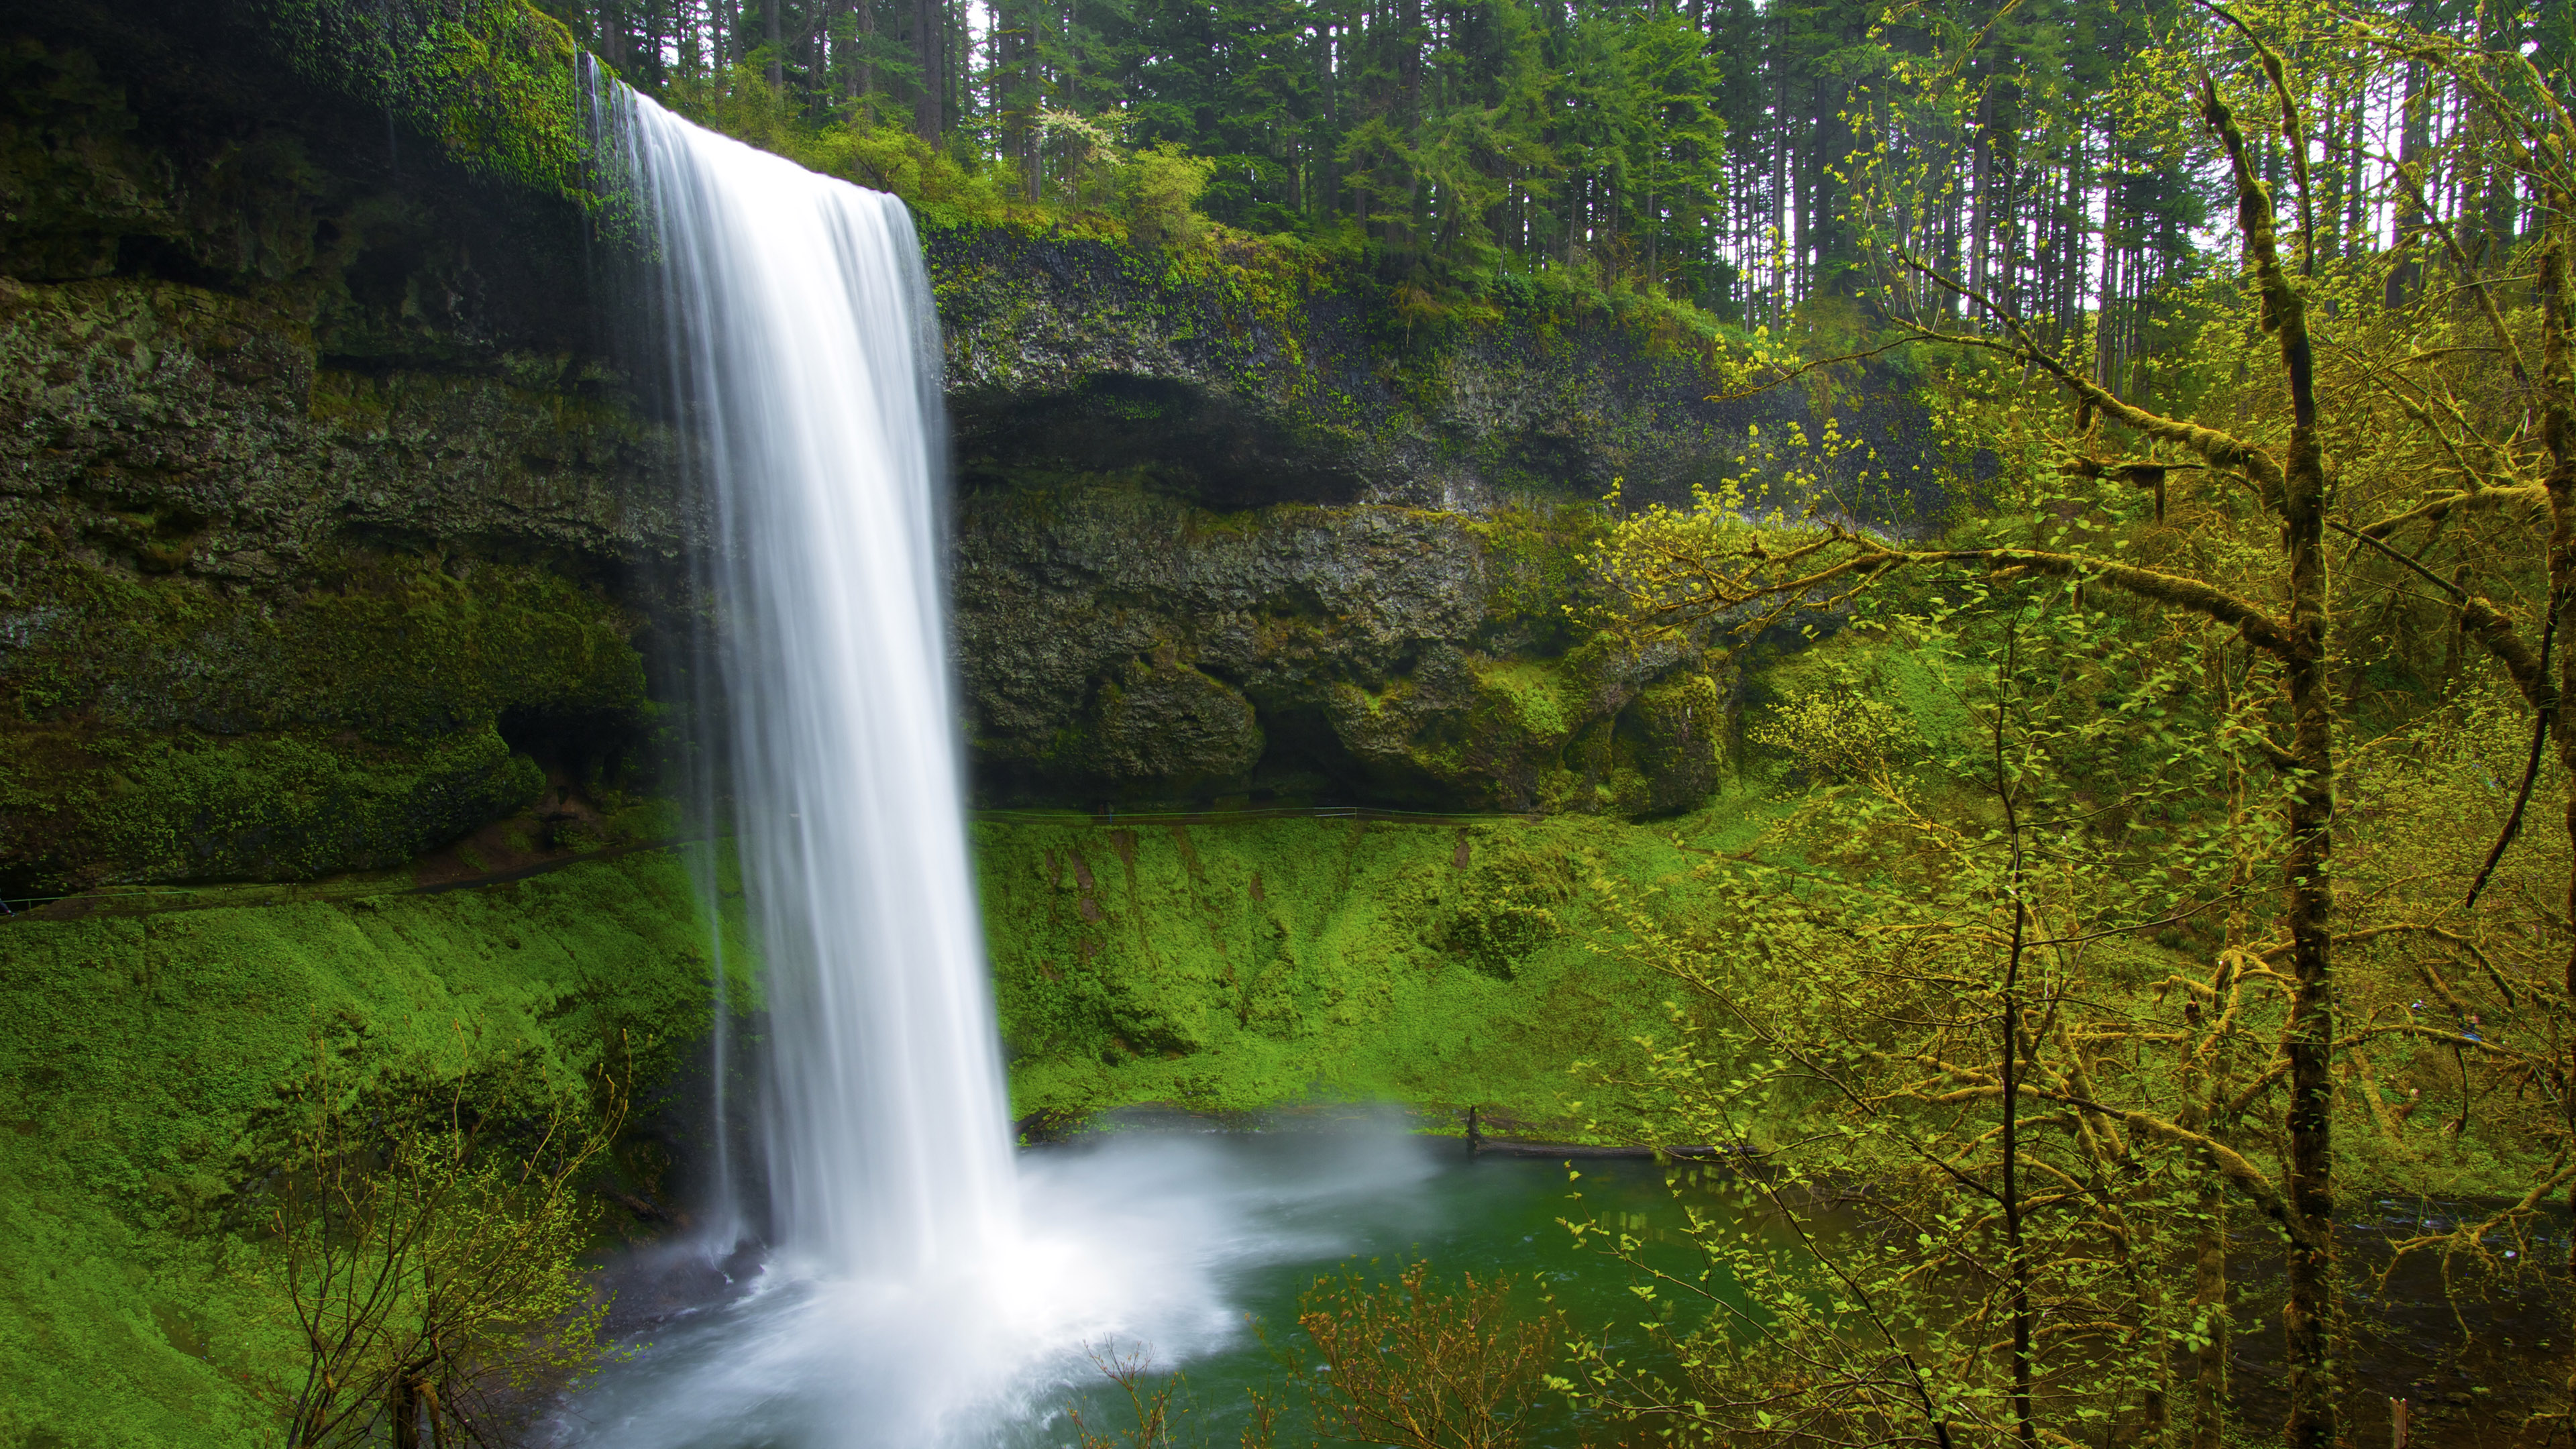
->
[[1, 15, 682, 896], [0, 0, 1924, 892], [955, 481, 1732, 812]]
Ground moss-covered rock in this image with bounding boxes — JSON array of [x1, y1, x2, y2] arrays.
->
[[253, 0, 594, 205], [956, 476, 1730, 812], [0, 191, 678, 573], [1085, 656, 1265, 783], [929, 227, 1947, 518], [3, 2, 1827, 869], [6, 725, 547, 888], [1609, 670, 1732, 815], [0, 26, 682, 894]]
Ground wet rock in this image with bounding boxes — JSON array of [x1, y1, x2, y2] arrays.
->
[[955, 478, 1733, 812], [0, 28, 672, 894]]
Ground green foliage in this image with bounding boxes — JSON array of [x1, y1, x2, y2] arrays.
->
[[661, 72, 1024, 228], [1569, 10, 2576, 1407], [270, 1047, 625, 1446], [1114, 142, 1216, 251], [1061, 1260, 1556, 1449], [273, 0, 2576, 392], [523, 0, 1781, 346], [1064, 1344, 1240, 1449], [1547, 580, 2576, 1438], [1556, 596, 2261, 1442], [1291, 1260, 1558, 1449], [1748, 686, 1909, 787]]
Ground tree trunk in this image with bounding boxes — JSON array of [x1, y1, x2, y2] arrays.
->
[[1021, 18, 1042, 200], [1968, 86, 1990, 316], [2270, 170, 2341, 1449], [2536, 231, 2576, 1439], [945, 0, 961, 149], [2190, 1167, 2231, 1449], [2387, 50, 2430, 309], [855, 0, 874, 109], [912, 0, 942, 140], [1646, 186, 1658, 288], [389, 1373, 423, 1449], [903, 0, 934, 139], [2096, 196, 2123, 397], [1996, 663, 2039, 1449], [763, 0, 782, 93]]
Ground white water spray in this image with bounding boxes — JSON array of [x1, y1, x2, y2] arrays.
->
[[604, 82, 1015, 1277]]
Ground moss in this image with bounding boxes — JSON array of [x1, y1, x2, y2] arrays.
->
[[1441, 839, 1576, 980], [975, 811, 1731, 1134], [0, 848, 743, 1449], [1604, 670, 1731, 816], [7, 553, 644, 744], [260, 0, 594, 209], [1473, 659, 1573, 742], [1048, 658, 1266, 785], [1470, 503, 1609, 644], [1, 544, 649, 892], [1750, 625, 1975, 767], [27, 723, 509, 877]]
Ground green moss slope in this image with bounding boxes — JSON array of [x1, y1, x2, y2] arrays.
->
[[0, 798, 1804, 1447], [977, 808, 1774, 1136], [0, 849, 738, 1449]]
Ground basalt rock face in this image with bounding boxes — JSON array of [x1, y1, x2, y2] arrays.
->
[[932, 225, 1943, 519], [0, 1, 1832, 894], [928, 228, 1827, 814], [0, 18, 681, 895], [926, 222, 1917, 816], [956, 480, 1733, 814]]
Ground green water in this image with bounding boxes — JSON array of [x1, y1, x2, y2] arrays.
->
[[1022, 1126, 1726, 1448], [557, 1120, 1733, 1448]]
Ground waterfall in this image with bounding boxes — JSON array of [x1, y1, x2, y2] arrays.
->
[[560, 78, 1427, 1449], [602, 78, 1017, 1279]]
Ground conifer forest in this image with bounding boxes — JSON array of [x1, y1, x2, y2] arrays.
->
[[541, 0, 2557, 333]]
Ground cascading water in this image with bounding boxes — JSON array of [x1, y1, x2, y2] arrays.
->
[[561, 76, 1440, 1449], [605, 81, 1016, 1279]]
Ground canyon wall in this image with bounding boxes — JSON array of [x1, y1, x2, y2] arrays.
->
[[1, 0, 1933, 894]]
